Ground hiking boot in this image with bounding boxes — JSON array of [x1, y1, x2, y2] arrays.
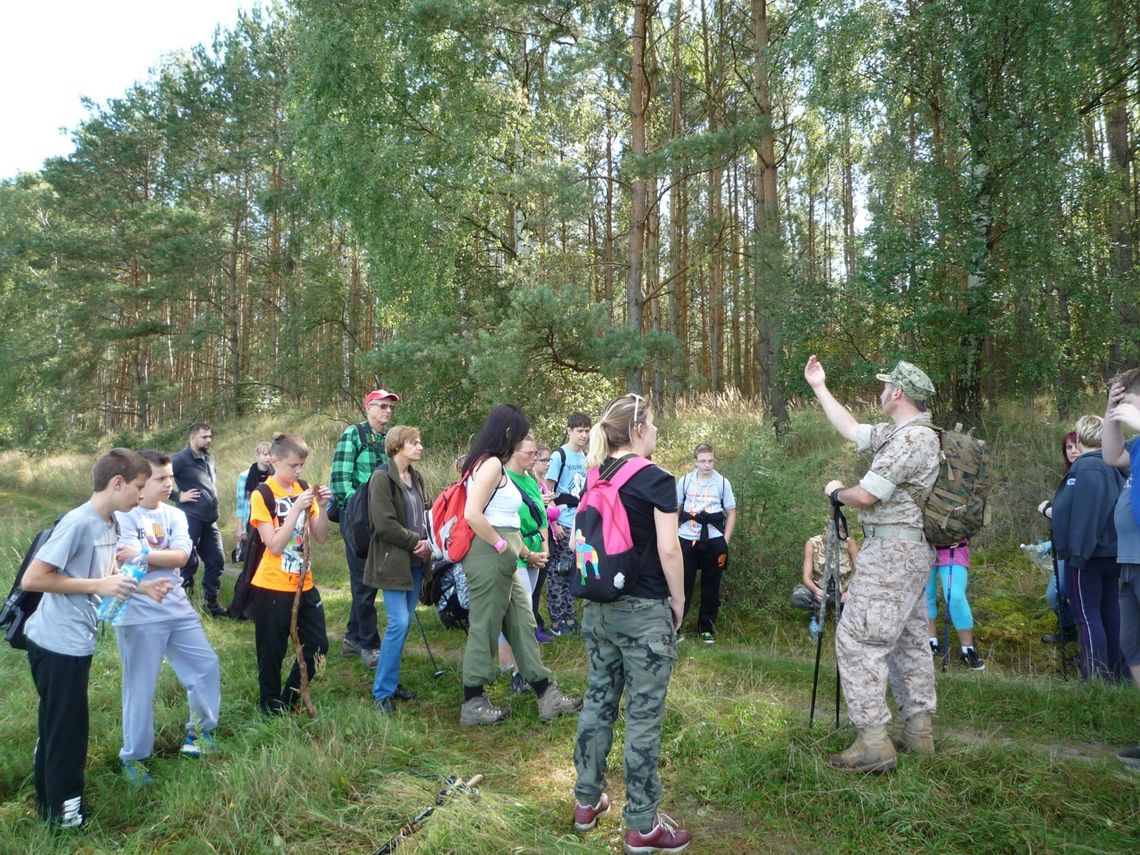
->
[[121, 760, 156, 788], [1042, 626, 1078, 644], [537, 682, 582, 722], [623, 814, 692, 854], [890, 713, 934, 756], [574, 792, 611, 831], [699, 631, 715, 645], [1117, 745, 1140, 769], [827, 726, 898, 773], [361, 647, 380, 669], [393, 684, 417, 701], [180, 730, 219, 757], [961, 648, 986, 671], [204, 599, 228, 618], [376, 696, 397, 714], [510, 672, 532, 694], [459, 693, 511, 726], [341, 640, 362, 658]]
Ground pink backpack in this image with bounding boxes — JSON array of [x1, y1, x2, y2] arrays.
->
[[570, 455, 653, 602]]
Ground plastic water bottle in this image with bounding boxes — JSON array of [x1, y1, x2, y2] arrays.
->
[[809, 614, 821, 643], [1019, 541, 1052, 572], [96, 547, 149, 625]]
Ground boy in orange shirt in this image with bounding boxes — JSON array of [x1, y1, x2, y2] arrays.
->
[[248, 433, 333, 714]]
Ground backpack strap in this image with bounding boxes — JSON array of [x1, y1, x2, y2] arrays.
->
[[553, 447, 567, 483], [589, 454, 652, 490]]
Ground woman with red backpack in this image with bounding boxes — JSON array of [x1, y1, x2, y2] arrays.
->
[[457, 404, 581, 727]]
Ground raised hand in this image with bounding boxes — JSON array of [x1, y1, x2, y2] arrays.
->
[[804, 355, 827, 390]]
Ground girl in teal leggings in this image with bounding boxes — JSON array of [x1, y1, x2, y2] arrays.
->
[[927, 540, 985, 670]]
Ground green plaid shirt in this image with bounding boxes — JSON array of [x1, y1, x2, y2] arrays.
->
[[330, 422, 388, 508]]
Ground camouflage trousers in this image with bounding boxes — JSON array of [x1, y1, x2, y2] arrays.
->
[[835, 537, 936, 728], [546, 536, 576, 625], [573, 597, 676, 831]]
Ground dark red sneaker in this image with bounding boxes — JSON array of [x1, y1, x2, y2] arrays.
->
[[573, 792, 611, 831], [623, 814, 692, 854]]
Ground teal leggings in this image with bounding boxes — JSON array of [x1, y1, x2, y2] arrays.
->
[[926, 564, 973, 630]]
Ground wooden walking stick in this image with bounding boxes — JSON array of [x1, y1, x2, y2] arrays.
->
[[372, 773, 485, 855], [289, 487, 318, 718]]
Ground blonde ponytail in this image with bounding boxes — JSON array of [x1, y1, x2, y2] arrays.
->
[[585, 421, 611, 470], [587, 393, 651, 469]]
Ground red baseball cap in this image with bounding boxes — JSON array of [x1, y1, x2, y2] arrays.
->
[[363, 389, 400, 408]]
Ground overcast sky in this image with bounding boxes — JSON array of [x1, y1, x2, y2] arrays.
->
[[1, 0, 253, 179]]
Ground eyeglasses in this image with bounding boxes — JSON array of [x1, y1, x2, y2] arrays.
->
[[535, 457, 551, 463], [371, 403, 396, 411]]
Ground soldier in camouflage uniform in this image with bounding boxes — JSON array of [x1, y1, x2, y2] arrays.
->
[[804, 356, 940, 773]]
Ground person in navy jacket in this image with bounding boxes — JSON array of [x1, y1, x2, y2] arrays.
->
[[1051, 415, 1127, 682]]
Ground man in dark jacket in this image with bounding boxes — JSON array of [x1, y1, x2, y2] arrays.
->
[[172, 423, 227, 617]]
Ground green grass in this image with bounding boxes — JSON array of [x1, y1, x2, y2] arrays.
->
[[0, 405, 1138, 853]]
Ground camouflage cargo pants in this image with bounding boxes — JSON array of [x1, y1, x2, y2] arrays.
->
[[547, 536, 576, 625], [573, 597, 676, 831], [835, 537, 936, 728]]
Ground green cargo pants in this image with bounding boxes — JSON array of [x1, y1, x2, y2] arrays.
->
[[461, 527, 552, 689]]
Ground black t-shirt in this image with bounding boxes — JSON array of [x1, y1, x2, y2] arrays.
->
[[604, 456, 679, 600]]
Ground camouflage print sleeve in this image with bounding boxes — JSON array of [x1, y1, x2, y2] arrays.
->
[[864, 427, 938, 499]]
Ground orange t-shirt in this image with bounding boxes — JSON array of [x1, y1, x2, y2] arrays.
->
[[250, 477, 319, 592]]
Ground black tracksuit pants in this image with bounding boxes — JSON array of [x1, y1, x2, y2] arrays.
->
[[251, 585, 329, 713]]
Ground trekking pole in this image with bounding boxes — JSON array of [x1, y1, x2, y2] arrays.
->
[[809, 591, 826, 728], [1048, 527, 1067, 680], [414, 609, 446, 679], [941, 544, 955, 674], [811, 501, 848, 730], [371, 773, 484, 855], [830, 503, 848, 731]]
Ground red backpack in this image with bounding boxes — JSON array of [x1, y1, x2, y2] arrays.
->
[[570, 455, 653, 602], [430, 458, 496, 563]]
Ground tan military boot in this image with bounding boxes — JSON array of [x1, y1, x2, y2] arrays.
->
[[891, 713, 935, 755], [827, 726, 898, 773]]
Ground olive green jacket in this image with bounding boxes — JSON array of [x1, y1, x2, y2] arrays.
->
[[363, 464, 427, 591]]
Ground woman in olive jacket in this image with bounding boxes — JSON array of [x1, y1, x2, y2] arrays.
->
[[365, 426, 432, 711]]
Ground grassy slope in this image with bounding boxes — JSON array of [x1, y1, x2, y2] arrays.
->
[[0, 403, 1137, 854]]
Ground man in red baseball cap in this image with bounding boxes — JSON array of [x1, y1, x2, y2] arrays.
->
[[330, 388, 400, 667]]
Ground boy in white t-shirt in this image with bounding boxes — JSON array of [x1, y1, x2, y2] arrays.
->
[[114, 450, 222, 786], [676, 443, 737, 643]]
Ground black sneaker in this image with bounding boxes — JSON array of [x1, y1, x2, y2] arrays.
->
[[205, 600, 228, 618], [1117, 745, 1140, 769], [961, 648, 986, 671], [929, 639, 939, 656], [1042, 627, 1078, 644]]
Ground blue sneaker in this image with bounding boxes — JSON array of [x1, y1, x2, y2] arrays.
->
[[121, 760, 155, 788], [180, 730, 219, 757]]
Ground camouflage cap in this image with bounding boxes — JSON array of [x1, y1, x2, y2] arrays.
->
[[875, 360, 935, 402]]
